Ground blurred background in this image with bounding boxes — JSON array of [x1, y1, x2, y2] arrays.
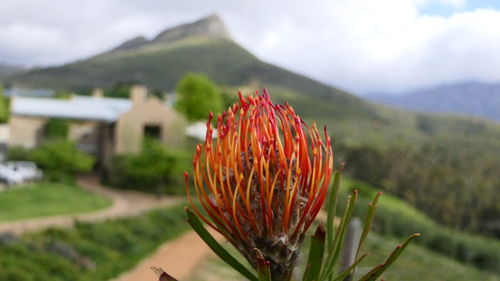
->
[[0, 1, 499, 280]]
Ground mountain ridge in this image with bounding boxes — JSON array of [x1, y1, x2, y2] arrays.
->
[[368, 81, 500, 122], [109, 14, 230, 54], [0, 63, 27, 81]]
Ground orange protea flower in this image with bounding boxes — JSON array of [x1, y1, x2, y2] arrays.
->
[[185, 90, 333, 280]]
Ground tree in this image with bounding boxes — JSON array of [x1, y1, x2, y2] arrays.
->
[[175, 73, 223, 121], [0, 84, 10, 123], [44, 118, 69, 139]]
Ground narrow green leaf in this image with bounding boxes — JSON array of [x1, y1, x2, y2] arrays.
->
[[351, 192, 381, 278], [303, 224, 326, 281], [255, 249, 272, 281], [332, 253, 368, 281], [358, 233, 421, 281], [319, 190, 358, 281], [186, 208, 258, 281]]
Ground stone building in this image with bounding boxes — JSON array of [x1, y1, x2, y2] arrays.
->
[[8, 85, 186, 169]]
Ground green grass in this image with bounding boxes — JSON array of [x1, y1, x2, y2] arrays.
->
[[0, 182, 111, 222], [339, 178, 500, 272]]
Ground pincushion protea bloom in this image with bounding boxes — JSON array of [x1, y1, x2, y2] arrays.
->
[[185, 90, 333, 280]]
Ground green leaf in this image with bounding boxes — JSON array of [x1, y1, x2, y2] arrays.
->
[[332, 253, 368, 281], [303, 224, 326, 281], [186, 208, 258, 281], [351, 192, 381, 278], [327, 172, 341, 252], [358, 233, 421, 281], [319, 190, 358, 281], [254, 249, 272, 281]]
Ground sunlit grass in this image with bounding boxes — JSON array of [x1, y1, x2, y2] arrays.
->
[[0, 182, 111, 221]]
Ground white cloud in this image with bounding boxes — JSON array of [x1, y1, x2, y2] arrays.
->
[[0, 0, 499, 94], [440, 0, 466, 8]]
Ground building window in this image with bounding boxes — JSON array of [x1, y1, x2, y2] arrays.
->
[[144, 124, 161, 140]]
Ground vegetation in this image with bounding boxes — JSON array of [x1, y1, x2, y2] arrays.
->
[[106, 139, 189, 194], [0, 203, 189, 281], [175, 73, 223, 121], [103, 81, 133, 98], [44, 118, 70, 139], [339, 178, 500, 273], [0, 84, 10, 123], [8, 140, 95, 182], [186, 231, 499, 281], [339, 143, 500, 237], [0, 182, 110, 222]]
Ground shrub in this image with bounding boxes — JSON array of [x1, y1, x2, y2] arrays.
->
[[44, 118, 70, 139], [7, 146, 32, 161], [107, 139, 188, 194], [31, 140, 95, 181], [0, 93, 10, 124]]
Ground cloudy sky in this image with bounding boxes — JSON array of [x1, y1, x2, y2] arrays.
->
[[1, 0, 500, 94]]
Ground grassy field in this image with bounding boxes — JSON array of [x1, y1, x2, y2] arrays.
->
[[0, 182, 111, 222], [185, 231, 499, 281]]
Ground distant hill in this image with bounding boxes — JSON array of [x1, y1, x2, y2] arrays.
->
[[0, 63, 26, 80], [368, 82, 500, 122]]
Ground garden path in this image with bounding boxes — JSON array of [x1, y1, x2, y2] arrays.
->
[[0, 174, 181, 235], [111, 228, 223, 281]]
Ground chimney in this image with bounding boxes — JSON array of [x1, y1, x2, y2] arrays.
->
[[130, 85, 148, 104], [92, 88, 103, 98]]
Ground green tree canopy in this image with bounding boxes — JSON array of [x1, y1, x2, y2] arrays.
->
[[0, 84, 10, 123], [44, 118, 69, 139], [175, 73, 223, 121]]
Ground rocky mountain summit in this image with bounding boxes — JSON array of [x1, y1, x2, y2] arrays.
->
[[111, 14, 230, 53]]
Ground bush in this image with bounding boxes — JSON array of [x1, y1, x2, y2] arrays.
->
[[107, 139, 188, 194], [7, 140, 95, 182], [0, 94, 10, 124], [44, 119, 70, 139], [175, 73, 223, 121], [7, 146, 32, 161], [31, 140, 95, 181]]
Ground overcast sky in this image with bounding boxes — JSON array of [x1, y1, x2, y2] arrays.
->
[[1, 0, 500, 94]]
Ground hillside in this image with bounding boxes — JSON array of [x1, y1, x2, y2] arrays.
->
[[368, 81, 500, 122], [0, 63, 26, 80], [6, 14, 500, 237]]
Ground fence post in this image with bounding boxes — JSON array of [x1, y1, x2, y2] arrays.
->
[[340, 217, 362, 281]]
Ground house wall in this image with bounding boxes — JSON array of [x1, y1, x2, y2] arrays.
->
[[115, 86, 186, 154], [9, 115, 47, 148], [9, 116, 102, 153]]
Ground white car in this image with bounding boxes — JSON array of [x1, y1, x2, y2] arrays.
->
[[4, 161, 43, 182], [0, 165, 24, 185]]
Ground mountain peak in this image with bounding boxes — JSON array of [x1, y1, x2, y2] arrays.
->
[[113, 36, 148, 51], [153, 13, 230, 43]]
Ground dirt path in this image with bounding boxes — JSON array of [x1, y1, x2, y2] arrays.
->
[[111, 228, 223, 281], [0, 174, 181, 235]]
